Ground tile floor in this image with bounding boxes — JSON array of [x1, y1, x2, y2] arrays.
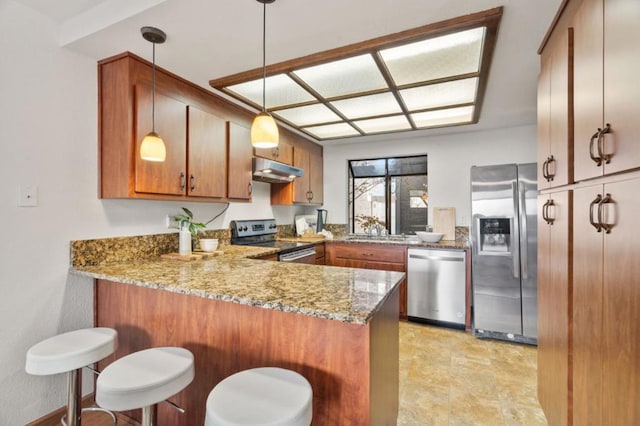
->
[[398, 321, 547, 425]]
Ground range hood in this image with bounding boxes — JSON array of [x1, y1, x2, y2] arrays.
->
[[252, 157, 303, 183]]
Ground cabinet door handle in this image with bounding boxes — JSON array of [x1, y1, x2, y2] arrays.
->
[[597, 123, 612, 164], [543, 199, 555, 225], [589, 194, 603, 232], [179, 172, 186, 191], [541, 158, 549, 181], [546, 155, 555, 181], [597, 193, 614, 234], [190, 174, 196, 191], [589, 128, 603, 166], [248, 183, 252, 196]]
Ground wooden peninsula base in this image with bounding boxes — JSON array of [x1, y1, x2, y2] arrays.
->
[[95, 279, 399, 425]]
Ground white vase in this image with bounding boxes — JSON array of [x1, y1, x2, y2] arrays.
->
[[179, 226, 192, 255]]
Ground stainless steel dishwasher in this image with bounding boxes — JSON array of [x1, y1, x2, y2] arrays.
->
[[407, 248, 466, 328]]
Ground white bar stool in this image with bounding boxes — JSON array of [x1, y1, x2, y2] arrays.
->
[[205, 367, 313, 426], [96, 347, 194, 426], [25, 327, 118, 426]]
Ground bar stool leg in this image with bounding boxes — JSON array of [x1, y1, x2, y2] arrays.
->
[[141, 405, 155, 426], [65, 369, 81, 426]]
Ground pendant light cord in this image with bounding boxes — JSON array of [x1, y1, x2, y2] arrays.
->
[[152, 42, 157, 132], [261, 1, 266, 112]]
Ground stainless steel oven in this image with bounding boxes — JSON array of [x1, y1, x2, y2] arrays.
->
[[230, 219, 316, 264]]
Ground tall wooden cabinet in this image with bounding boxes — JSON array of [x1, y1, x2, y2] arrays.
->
[[572, 179, 640, 425], [537, 191, 572, 426], [537, 1, 640, 424], [573, 0, 640, 181], [227, 122, 253, 200]]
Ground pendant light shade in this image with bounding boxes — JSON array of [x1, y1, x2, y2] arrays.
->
[[251, 0, 279, 149], [140, 26, 167, 162], [251, 112, 279, 148]]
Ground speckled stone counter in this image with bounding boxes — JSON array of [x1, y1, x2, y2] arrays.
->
[[70, 244, 404, 325]]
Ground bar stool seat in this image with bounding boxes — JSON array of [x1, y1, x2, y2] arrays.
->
[[96, 347, 194, 425], [25, 327, 118, 426], [205, 367, 312, 426]]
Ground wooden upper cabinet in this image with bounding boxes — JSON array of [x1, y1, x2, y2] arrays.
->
[[308, 145, 324, 204], [293, 147, 310, 203], [538, 27, 573, 189], [271, 143, 324, 205], [134, 85, 187, 195], [227, 122, 253, 200], [254, 138, 293, 165], [187, 106, 227, 198], [574, 0, 640, 181]]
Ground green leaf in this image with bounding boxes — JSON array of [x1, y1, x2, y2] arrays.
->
[[182, 207, 194, 219]]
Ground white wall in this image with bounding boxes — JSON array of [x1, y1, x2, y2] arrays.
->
[[0, 2, 308, 424], [323, 125, 537, 229]]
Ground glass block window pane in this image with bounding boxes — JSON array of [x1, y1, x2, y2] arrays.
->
[[330, 92, 402, 119], [293, 54, 387, 98], [274, 104, 341, 126], [400, 77, 478, 111], [411, 106, 474, 128], [380, 27, 485, 85], [354, 115, 411, 134], [227, 74, 314, 109], [350, 159, 386, 177], [304, 123, 360, 139]]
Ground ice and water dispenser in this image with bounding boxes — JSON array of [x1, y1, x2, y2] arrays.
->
[[476, 218, 512, 255]]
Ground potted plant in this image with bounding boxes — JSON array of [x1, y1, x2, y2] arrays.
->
[[172, 207, 206, 254]]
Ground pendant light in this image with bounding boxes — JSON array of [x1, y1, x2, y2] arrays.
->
[[251, 0, 279, 149], [139, 26, 167, 162]]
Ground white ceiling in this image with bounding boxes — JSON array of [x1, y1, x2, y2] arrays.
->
[[16, 0, 561, 145]]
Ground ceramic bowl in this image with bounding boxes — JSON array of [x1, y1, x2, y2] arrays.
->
[[199, 239, 219, 252], [415, 232, 444, 243]]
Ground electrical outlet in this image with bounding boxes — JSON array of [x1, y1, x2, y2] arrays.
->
[[166, 215, 179, 229]]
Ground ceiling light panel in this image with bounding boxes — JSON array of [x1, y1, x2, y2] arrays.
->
[[411, 106, 474, 128], [380, 27, 485, 86], [304, 123, 361, 139], [354, 115, 412, 134], [273, 104, 342, 126], [400, 77, 478, 111], [293, 54, 387, 98], [226, 74, 314, 109], [330, 92, 403, 119]]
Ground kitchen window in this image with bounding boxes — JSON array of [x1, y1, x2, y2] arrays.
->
[[348, 155, 428, 235]]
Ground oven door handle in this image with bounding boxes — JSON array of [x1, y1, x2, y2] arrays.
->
[[279, 249, 316, 262]]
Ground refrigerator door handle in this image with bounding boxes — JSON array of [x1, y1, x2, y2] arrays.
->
[[512, 182, 520, 279], [519, 181, 528, 280]]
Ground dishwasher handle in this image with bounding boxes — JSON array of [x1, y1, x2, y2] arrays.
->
[[408, 253, 464, 262]]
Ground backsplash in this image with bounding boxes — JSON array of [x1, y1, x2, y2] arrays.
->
[[70, 229, 231, 268]]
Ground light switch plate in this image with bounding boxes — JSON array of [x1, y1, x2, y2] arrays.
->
[[19, 185, 38, 207]]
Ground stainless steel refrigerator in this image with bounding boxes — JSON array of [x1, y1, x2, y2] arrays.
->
[[470, 163, 537, 344]]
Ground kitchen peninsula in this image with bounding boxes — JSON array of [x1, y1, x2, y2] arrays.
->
[[71, 243, 402, 425]]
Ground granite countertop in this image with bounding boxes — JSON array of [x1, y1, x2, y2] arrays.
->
[[70, 245, 404, 325]]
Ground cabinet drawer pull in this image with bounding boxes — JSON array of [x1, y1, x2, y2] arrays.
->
[[589, 194, 602, 232], [597, 123, 612, 164], [190, 174, 196, 191], [589, 128, 603, 166], [179, 172, 186, 191], [597, 193, 614, 234], [541, 158, 549, 181], [248, 183, 252, 196]]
